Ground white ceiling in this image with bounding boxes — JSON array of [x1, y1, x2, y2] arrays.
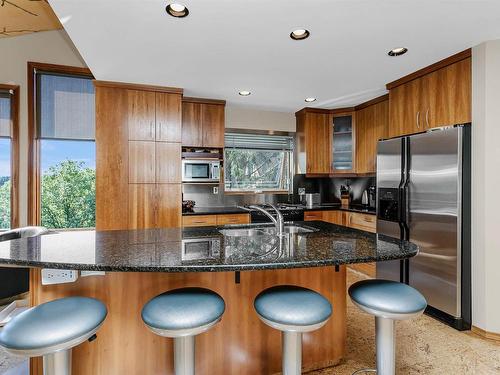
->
[[48, 0, 500, 112]]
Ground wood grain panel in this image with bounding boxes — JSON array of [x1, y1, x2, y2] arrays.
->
[[347, 212, 376, 233], [157, 184, 182, 228], [355, 99, 388, 174], [201, 104, 225, 148], [181, 102, 203, 147], [127, 90, 155, 141], [156, 93, 182, 142], [305, 112, 332, 174], [30, 266, 346, 375], [323, 211, 346, 226], [95, 86, 129, 230], [304, 211, 324, 221], [182, 215, 217, 227], [128, 184, 157, 229], [216, 213, 250, 225], [128, 141, 155, 183], [156, 143, 181, 183]]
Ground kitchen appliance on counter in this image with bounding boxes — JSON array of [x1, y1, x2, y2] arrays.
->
[[376, 124, 471, 330], [240, 204, 305, 223], [182, 159, 220, 183], [304, 193, 321, 208]]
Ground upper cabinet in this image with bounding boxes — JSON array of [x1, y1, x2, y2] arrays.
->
[[387, 50, 471, 138], [295, 110, 332, 175], [355, 97, 389, 174], [182, 98, 225, 148], [332, 112, 355, 174], [156, 92, 182, 142]]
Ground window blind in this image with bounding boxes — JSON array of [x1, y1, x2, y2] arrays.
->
[[225, 133, 294, 151], [0, 91, 11, 138], [37, 73, 95, 140]]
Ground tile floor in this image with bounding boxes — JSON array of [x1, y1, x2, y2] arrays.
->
[[1, 270, 500, 374]]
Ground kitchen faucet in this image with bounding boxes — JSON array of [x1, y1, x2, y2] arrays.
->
[[249, 204, 285, 235]]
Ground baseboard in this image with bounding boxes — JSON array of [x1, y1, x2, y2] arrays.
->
[[471, 326, 500, 342]]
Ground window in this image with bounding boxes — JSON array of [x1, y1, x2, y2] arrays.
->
[[0, 86, 18, 229], [224, 132, 294, 192], [30, 64, 95, 229]]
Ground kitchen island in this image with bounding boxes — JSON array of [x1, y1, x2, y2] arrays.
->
[[0, 221, 417, 375]]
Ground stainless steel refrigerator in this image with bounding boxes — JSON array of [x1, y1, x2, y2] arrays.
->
[[376, 124, 471, 330]]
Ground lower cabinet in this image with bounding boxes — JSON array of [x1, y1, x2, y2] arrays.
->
[[305, 210, 376, 277], [182, 213, 250, 227]]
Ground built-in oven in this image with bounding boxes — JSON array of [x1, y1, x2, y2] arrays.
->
[[182, 159, 221, 183]]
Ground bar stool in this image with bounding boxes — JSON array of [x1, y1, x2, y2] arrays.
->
[[254, 285, 332, 375], [349, 279, 427, 375], [141, 287, 225, 375], [0, 296, 107, 375]]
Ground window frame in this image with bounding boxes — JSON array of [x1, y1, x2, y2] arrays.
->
[[0, 84, 19, 228], [223, 129, 294, 195], [27, 62, 94, 226]]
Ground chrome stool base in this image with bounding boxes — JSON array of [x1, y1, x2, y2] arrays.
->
[[174, 336, 195, 375], [43, 349, 72, 375], [282, 331, 302, 375]]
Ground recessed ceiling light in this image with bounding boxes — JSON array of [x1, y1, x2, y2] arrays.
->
[[290, 29, 310, 40], [388, 47, 408, 57], [166, 3, 189, 18], [305, 97, 317, 103], [239, 90, 251, 96]]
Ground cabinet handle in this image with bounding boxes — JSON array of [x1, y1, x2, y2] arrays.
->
[[416, 111, 420, 129], [425, 109, 430, 128]]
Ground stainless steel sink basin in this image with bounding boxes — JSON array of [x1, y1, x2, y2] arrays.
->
[[219, 224, 317, 237]]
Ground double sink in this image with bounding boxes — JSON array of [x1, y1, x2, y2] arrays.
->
[[219, 224, 318, 237]]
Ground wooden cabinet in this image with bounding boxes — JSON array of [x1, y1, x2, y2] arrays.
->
[[346, 212, 376, 233], [156, 92, 182, 142], [387, 52, 471, 138], [95, 81, 183, 230], [128, 141, 155, 183], [182, 213, 250, 227], [332, 112, 355, 174], [216, 213, 250, 225], [182, 98, 225, 148], [355, 97, 388, 174], [304, 211, 324, 221], [156, 142, 181, 183], [127, 90, 155, 141], [323, 211, 345, 226], [296, 110, 332, 175]]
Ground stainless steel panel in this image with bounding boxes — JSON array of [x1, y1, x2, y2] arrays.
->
[[407, 128, 461, 317], [376, 138, 403, 189], [376, 138, 403, 281]]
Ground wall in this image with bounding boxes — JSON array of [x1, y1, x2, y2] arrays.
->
[[0, 30, 87, 226], [225, 106, 295, 132], [472, 40, 500, 334]]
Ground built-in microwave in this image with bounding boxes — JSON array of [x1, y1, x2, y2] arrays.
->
[[182, 159, 221, 183]]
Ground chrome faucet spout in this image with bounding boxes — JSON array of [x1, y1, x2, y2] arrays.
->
[[249, 205, 284, 235]]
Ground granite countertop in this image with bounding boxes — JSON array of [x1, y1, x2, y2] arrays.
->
[[0, 221, 416, 272]]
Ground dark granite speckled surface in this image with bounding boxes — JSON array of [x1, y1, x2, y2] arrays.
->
[[0, 221, 417, 272]]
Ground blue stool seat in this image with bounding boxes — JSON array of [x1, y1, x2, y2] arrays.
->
[[142, 287, 225, 337], [349, 279, 427, 320], [254, 285, 332, 332], [0, 297, 107, 356]]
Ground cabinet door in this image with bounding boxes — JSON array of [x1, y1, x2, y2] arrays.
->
[[182, 215, 218, 227], [156, 142, 181, 183], [305, 113, 332, 174], [128, 184, 157, 229], [127, 90, 155, 141], [304, 211, 324, 221], [389, 80, 422, 137], [129, 141, 155, 183], [347, 212, 376, 233], [323, 211, 345, 226], [157, 184, 181, 228], [182, 102, 203, 147], [427, 58, 471, 128], [202, 104, 225, 148], [216, 214, 250, 225], [156, 93, 182, 142], [332, 113, 355, 173]]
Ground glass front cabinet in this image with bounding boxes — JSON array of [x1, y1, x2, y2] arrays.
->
[[332, 112, 355, 173]]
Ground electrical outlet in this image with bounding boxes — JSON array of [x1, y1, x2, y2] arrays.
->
[[41, 269, 78, 285], [213, 186, 219, 194]]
